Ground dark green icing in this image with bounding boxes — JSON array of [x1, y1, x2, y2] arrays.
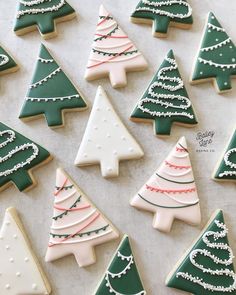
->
[[95, 235, 146, 295], [0, 46, 18, 73], [0, 122, 51, 192], [14, 0, 75, 36], [214, 129, 236, 180], [192, 12, 236, 92], [19, 44, 87, 127], [167, 210, 236, 295], [131, 0, 193, 35], [131, 50, 197, 136]]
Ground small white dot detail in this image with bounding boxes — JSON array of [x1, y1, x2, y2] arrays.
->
[[5, 245, 10, 250], [129, 148, 134, 152], [13, 234, 17, 239], [96, 145, 101, 149], [9, 258, 14, 263], [224, 82, 228, 85], [215, 38, 219, 41], [219, 53, 223, 56], [16, 272, 21, 277], [83, 154, 87, 158], [32, 284, 37, 290], [208, 29, 211, 33], [113, 151, 118, 155], [24, 257, 29, 262], [232, 58, 236, 62], [200, 71, 203, 75], [107, 134, 111, 138], [5, 284, 10, 290]]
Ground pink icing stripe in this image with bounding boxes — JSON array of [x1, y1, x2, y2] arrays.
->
[[165, 160, 191, 170], [54, 178, 68, 196], [146, 184, 196, 194], [95, 33, 128, 39], [97, 14, 110, 27], [87, 44, 133, 69], [176, 147, 187, 152], [54, 204, 91, 212], [49, 212, 100, 247]]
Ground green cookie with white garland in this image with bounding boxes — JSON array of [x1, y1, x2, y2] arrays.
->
[[130, 49, 198, 137], [213, 129, 236, 181], [94, 235, 146, 295], [130, 0, 193, 38], [0, 45, 18, 77], [14, 0, 76, 39], [166, 209, 236, 295], [191, 12, 236, 93], [0, 122, 52, 192], [19, 44, 87, 128]]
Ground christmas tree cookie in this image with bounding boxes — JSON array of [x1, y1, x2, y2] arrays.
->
[[191, 12, 236, 93], [0, 207, 51, 295], [94, 235, 146, 295], [45, 168, 119, 267], [130, 0, 193, 38], [85, 5, 148, 88], [19, 44, 87, 128], [0, 122, 51, 192], [14, 0, 76, 39], [130, 137, 201, 232], [213, 129, 236, 181], [74, 86, 144, 178], [166, 209, 236, 294], [130, 50, 198, 137], [0, 45, 18, 76]]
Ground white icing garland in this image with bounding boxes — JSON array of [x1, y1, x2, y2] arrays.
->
[[19, 0, 52, 6], [176, 219, 236, 292], [29, 67, 61, 89], [219, 148, 236, 178], [104, 251, 146, 295], [0, 54, 9, 67], [17, 0, 66, 18], [38, 57, 54, 63], [201, 37, 231, 52], [198, 57, 236, 69], [0, 130, 39, 177], [137, 56, 194, 119], [208, 23, 225, 32], [26, 94, 80, 102], [134, 0, 192, 19]]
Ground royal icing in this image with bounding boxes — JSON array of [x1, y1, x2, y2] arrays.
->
[[130, 50, 197, 136], [19, 44, 87, 128], [0, 122, 51, 192], [85, 5, 148, 88], [95, 235, 146, 295], [130, 137, 201, 232], [45, 168, 119, 267], [74, 86, 144, 178], [0, 207, 51, 295], [166, 210, 236, 294], [214, 129, 236, 181], [191, 12, 236, 93], [14, 0, 75, 37], [131, 0, 193, 36], [0, 45, 18, 75]]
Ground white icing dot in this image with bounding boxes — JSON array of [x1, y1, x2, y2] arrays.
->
[[215, 38, 219, 41], [5, 221, 10, 226], [208, 29, 211, 33], [94, 126, 98, 130], [230, 46, 233, 48], [107, 107, 111, 111], [32, 284, 37, 290], [5, 245, 10, 250], [219, 53, 223, 56], [211, 16, 215, 19], [13, 234, 17, 239], [114, 123, 119, 127], [107, 168, 113, 172], [9, 258, 14, 263], [200, 71, 203, 75], [224, 82, 228, 85], [16, 272, 21, 277], [129, 148, 134, 152], [96, 107, 100, 111], [96, 145, 101, 149], [121, 136, 126, 140], [5, 284, 10, 289], [103, 118, 107, 122], [232, 58, 236, 62], [83, 153, 87, 158], [113, 151, 118, 155], [24, 257, 29, 262], [106, 133, 111, 138]]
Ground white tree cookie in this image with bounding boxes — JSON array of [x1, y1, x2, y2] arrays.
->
[[0, 207, 51, 295], [130, 137, 201, 232], [85, 5, 148, 88], [45, 168, 119, 267], [74, 86, 144, 178]]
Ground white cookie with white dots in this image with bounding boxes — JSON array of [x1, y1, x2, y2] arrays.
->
[[0, 207, 51, 295], [74, 86, 144, 178]]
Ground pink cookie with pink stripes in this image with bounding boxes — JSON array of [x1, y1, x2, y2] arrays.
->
[[130, 137, 201, 233], [85, 4, 148, 88], [45, 168, 119, 267]]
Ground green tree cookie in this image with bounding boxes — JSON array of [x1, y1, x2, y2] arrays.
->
[[131, 0, 193, 37], [130, 50, 197, 136], [19, 44, 87, 128], [14, 0, 76, 39], [214, 129, 236, 181], [192, 12, 236, 93], [166, 210, 236, 295], [0, 45, 18, 76], [0, 122, 51, 192], [95, 235, 146, 295]]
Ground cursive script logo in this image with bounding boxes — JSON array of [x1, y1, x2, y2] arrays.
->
[[195, 130, 215, 153]]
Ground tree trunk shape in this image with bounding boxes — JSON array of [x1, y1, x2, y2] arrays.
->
[[215, 74, 232, 92], [155, 118, 172, 136], [130, 136, 201, 232], [85, 4, 147, 88], [153, 16, 170, 34], [11, 170, 33, 192], [45, 168, 119, 267], [37, 16, 55, 35], [100, 157, 119, 178]]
